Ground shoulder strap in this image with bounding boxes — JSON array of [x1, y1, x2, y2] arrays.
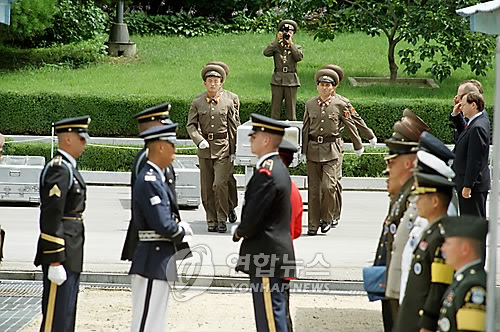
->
[[41, 158, 74, 189]]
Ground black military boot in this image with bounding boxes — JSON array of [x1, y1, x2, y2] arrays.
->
[[217, 221, 227, 233], [320, 220, 331, 233], [228, 209, 237, 223]]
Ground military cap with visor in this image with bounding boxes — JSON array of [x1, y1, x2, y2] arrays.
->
[[279, 139, 298, 156], [134, 102, 172, 124], [321, 64, 345, 83], [249, 113, 289, 136], [139, 123, 178, 145], [314, 69, 339, 86], [441, 215, 488, 242], [54, 115, 91, 142], [278, 19, 298, 32], [201, 64, 226, 83], [418, 131, 454, 164], [206, 61, 230, 76]]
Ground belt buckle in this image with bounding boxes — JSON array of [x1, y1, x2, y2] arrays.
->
[[317, 136, 324, 144], [283, 67, 288, 73], [208, 133, 214, 140]]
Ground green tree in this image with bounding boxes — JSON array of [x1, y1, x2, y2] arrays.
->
[[0, 0, 57, 46], [302, 0, 496, 81]]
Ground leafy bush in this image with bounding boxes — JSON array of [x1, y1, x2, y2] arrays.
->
[[0, 36, 108, 70], [0, 90, 487, 145], [0, 0, 57, 47], [43, 0, 108, 45]]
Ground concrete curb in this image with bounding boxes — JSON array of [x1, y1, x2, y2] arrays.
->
[[0, 271, 366, 293]]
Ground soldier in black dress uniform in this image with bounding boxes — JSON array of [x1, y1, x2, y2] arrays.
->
[[34, 115, 91, 332], [233, 113, 296, 332], [121, 102, 178, 261], [437, 216, 488, 332], [129, 124, 193, 332]]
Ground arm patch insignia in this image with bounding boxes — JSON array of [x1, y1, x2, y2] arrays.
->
[[49, 184, 61, 197]]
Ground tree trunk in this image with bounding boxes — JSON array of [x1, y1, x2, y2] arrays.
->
[[388, 37, 398, 81]]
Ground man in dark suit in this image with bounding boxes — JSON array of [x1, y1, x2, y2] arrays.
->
[[129, 124, 193, 332], [233, 113, 296, 332], [450, 92, 490, 217], [34, 116, 91, 332]]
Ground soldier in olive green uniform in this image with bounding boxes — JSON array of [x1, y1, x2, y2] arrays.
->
[[437, 216, 488, 332], [321, 64, 378, 224], [264, 19, 303, 120], [395, 148, 456, 332], [187, 64, 238, 233], [371, 110, 429, 332], [198, 61, 240, 223], [302, 69, 363, 235]]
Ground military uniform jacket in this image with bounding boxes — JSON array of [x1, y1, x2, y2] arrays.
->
[[263, 40, 303, 87], [373, 177, 414, 268], [129, 162, 185, 281], [235, 154, 296, 278], [187, 91, 237, 159], [34, 153, 86, 273], [196, 88, 241, 125], [337, 94, 375, 140], [120, 147, 178, 261], [437, 261, 486, 332], [302, 95, 363, 163], [396, 217, 454, 332]]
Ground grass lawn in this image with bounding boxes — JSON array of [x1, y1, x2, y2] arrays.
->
[[0, 32, 495, 104]]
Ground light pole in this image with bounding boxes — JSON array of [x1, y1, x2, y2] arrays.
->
[[106, 0, 136, 57]]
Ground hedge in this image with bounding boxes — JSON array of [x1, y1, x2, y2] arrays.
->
[[3, 142, 387, 177], [1, 90, 492, 144]]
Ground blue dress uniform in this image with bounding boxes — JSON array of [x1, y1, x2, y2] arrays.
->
[[121, 103, 179, 261], [437, 216, 488, 332], [129, 124, 187, 332], [233, 114, 296, 332], [34, 116, 91, 332]]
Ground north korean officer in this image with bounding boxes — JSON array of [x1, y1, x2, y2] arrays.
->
[[34, 115, 91, 332], [121, 102, 177, 261], [233, 113, 296, 332], [437, 216, 488, 332], [129, 123, 193, 332]]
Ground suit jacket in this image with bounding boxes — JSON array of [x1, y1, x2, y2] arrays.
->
[[437, 261, 486, 332], [302, 95, 363, 163], [263, 40, 303, 87], [395, 217, 454, 332], [121, 147, 178, 261], [187, 91, 237, 159], [451, 112, 491, 192], [235, 154, 296, 278], [34, 152, 86, 273], [129, 162, 184, 281]]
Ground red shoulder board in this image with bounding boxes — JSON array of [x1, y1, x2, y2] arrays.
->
[[258, 168, 272, 176]]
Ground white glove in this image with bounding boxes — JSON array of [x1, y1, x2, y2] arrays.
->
[[198, 140, 209, 149], [231, 225, 238, 236], [354, 147, 364, 157], [369, 137, 377, 148], [178, 221, 193, 242], [230, 154, 235, 162], [48, 265, 67, 286]]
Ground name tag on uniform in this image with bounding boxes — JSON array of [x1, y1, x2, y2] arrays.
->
[[150, 196, 161, 206], [145, 175, 156, 182]]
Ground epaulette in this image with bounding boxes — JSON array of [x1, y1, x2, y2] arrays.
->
[[258, 159, 274, 176], [41, 156, 74, 189]]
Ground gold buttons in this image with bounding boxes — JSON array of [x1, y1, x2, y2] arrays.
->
[[419, 310, 424, 316]]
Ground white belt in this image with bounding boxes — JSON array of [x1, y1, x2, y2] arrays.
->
[[138, 230, 171, 242]]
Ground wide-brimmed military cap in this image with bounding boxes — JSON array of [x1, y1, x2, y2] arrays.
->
[[418, 131, 454, 164], [321, 64, 345, 83], [139, 123, 178, 145], [206, 61, 230, 76], [278, 19, 298, 31], [412, 171, 455, 196], [249, 113, 289, 136], [441, 215, 488, 242], [201, 64, 226, 83], [279, 139, 298, 157], [134, 102, 172, 124], [54, 115, 91, 142], [384, 109, 429, 160], [314, 69, 339, 86], [414, 150, 455, 178]]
